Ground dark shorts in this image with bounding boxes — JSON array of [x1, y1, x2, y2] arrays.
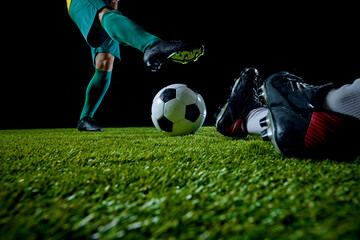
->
[[69, 0, 121, 65], [90, 37, 120, 66]]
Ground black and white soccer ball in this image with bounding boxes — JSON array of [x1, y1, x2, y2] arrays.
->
[[151, 84, 207, 136]]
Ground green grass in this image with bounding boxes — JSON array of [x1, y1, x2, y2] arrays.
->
[[1, 127, 359, 239]]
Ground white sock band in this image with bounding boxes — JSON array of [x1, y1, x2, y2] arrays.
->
[[324, 78, 360, 120], [246, 107, 268, 135]]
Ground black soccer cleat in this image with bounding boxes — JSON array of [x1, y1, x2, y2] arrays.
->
[[215, 68, 262, 138], [77, 117, 103, 132], [143, 40, 204, 72], [259, 72, 360, 159]]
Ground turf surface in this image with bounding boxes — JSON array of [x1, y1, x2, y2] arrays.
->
[[1, 127, 359, 239]]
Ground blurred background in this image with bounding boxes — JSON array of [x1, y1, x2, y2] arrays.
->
[[1, 1, 359, 129]]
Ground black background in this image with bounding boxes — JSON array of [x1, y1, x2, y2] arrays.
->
[[2, 1, 359, 129]]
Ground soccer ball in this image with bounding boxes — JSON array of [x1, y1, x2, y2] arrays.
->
[[151, 84, 207, 136]]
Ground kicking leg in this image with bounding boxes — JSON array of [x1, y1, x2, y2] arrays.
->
[[98, 8, 204, 72], [77, 53, 114, 131], [99, 8, 161, 52]]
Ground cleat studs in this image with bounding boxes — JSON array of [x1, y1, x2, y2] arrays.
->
[[258, 85, 266, 101], [261, 85, 266, 93], [259, 116, 269, 127], [261, 128, 272, 141], [151, 62, 161, 72], [261, 129, 270, 141]]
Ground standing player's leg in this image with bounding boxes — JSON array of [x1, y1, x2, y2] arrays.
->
[[77, 53, 114, 131]]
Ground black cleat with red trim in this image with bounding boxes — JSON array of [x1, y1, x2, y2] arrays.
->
[[259, 72, 360, 159], [215, 68, 262, 138]]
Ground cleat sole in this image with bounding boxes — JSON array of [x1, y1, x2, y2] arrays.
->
[[259, 85, 267, 102], [264, 112, 282, 154], [259, 84, 282, 154]]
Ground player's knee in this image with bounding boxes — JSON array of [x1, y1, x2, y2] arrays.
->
[[95, 53, 115, 72], [98, 7, 122, 24]]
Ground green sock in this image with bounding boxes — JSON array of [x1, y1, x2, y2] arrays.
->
[[80, 69, 112, 120], [101, 10, 161, 52]]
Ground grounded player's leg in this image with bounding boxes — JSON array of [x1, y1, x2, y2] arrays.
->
[[215, 68, 264, 138], [259, 72, 360, 159], [78, 53, 114, 131], [324, 78, 360, 120]]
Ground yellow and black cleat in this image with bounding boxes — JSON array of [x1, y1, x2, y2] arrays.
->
[[168, 47, 205, 64], [144, 40, 205, 72]]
